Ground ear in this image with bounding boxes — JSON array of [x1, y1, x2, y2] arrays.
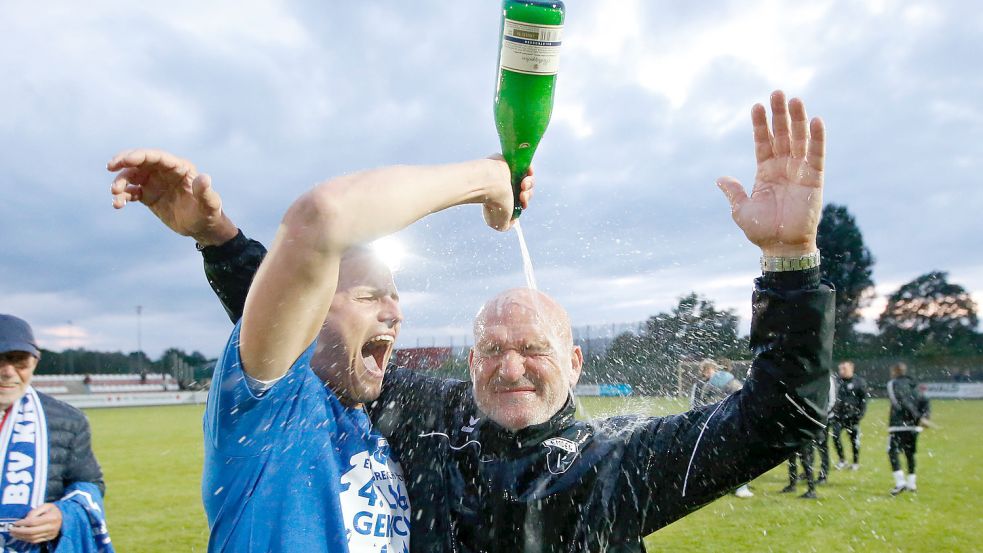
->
[[568, 345, 584, 386]]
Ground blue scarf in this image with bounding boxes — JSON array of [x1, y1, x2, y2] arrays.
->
[[0, 387, 49, 552], [0, 388, 114, 553]]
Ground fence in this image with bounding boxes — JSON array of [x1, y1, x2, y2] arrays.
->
[[403, 321, 646, 355]]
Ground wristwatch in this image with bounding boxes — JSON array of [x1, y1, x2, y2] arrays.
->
[[760, 250, 821, 272]]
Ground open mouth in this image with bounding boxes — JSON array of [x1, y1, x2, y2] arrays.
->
[[359, 334, 394, 377]]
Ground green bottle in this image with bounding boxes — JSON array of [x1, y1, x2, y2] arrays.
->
[[494, 0, 565, 219]]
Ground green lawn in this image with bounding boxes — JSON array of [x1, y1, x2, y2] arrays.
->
[[88, 405, 208, 551], [87, 399, 983, 552]]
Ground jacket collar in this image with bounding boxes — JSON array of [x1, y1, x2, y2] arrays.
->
[[476, 395, 577, 452]]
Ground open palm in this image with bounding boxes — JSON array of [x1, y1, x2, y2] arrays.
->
[[717, 91, 826, 257]]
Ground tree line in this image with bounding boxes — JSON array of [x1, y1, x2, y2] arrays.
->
[[36, 347, 214, 381], [591, 204, 981, 393]]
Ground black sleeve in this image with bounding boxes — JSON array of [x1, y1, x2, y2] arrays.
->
[[896, 382, 923, 422], [624, 268, 833, 534], [200, 229, 268, 323], [368, 367, 472, 440], [64, 415, 106, 496], [917, 385, 931, 419]]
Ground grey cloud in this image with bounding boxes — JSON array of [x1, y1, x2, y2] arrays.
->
[[1, 0, 980, 357]]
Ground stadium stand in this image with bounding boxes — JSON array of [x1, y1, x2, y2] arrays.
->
[[31, 373, 204, 409]]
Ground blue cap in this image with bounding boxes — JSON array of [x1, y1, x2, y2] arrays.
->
[[0, 315, 40, 358]]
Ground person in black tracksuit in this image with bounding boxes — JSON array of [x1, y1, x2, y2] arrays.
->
[[783, 371, 835, 496], [831, 360, 868, 470], [887, 362, 930, 495], [202, 235, 833, 552], [782, 441, 818, 498], [120, 92, 833, 552]]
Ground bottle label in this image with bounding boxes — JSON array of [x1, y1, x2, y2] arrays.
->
[[500, 19, 563, 76]]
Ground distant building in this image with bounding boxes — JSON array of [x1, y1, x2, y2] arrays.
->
[[394, 347, 453, 371]]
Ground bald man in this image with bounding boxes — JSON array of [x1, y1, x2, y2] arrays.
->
[[129, 91, 834, 551]]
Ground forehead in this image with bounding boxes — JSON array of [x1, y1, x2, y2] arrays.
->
[[0, 351, 35, 363], [337, 251, 397, 292], [476, 302, 556, 341]]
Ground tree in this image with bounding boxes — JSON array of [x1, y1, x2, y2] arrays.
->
[[602, 293, 741, 393], [817, 204, 875, 345], [877, 271, 980, 354]]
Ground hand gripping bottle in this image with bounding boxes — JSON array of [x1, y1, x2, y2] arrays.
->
[[494, 0, 564, 219]]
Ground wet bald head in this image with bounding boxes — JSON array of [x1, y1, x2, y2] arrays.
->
[[473, 288, 573, 346], [469, 288, 583, 430]]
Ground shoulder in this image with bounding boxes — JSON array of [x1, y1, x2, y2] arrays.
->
[[37, 392, 89, 425], [380, 367, 473, 404]]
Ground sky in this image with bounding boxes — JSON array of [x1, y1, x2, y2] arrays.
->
[[1, 0, 980, 358]]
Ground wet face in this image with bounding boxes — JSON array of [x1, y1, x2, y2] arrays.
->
[[0, 351, 37, 409], [311, 250, 401, 407], [838, 361, 854, 379], [469, 290, 583, 431]]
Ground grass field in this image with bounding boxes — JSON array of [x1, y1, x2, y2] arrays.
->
[[87, 399, 983, 552]]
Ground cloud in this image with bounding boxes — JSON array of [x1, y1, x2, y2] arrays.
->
[[0, 0, 980, 357]]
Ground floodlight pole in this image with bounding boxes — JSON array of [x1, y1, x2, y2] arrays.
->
[[67, 320, 74, 373], [136, 305, 143, 371]]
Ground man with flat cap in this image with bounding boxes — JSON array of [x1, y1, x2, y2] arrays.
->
[[0, 315, 114, 552]]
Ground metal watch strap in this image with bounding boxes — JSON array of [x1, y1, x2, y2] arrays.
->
[[760, 250, 821, 272]]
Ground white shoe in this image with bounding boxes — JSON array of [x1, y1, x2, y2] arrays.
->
[[851, 463, 860, 471], [891, 470, 906, 495], [734, 485, 754, 499], [835, 461, 847, 470]]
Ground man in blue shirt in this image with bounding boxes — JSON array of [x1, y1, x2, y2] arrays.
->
[[110, 90, 835, 552], [107, 149, 533, 552]]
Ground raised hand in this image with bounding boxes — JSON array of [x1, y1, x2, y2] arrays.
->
[[483, 155, 535, 231], [107, 148, 238, 246], [717, 91, 825, 257]]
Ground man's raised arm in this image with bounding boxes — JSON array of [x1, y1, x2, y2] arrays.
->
[[617, 91, 834, 532], [107, 149, 258, 322], [108, 150, 534, 381], [240, 161, 526, 380]]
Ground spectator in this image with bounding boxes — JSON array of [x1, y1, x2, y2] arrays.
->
[[690, 359, 753, 498], [0, 314, 113, 552]]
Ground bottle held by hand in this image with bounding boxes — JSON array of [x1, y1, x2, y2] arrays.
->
[[494, 0, 564, 219]]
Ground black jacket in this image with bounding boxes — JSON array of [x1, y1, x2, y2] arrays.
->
[[887, 375, 930, 430], [201, 232, 835, 553], [37, 392, 106, 502], [832, 375, 868, 422]]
